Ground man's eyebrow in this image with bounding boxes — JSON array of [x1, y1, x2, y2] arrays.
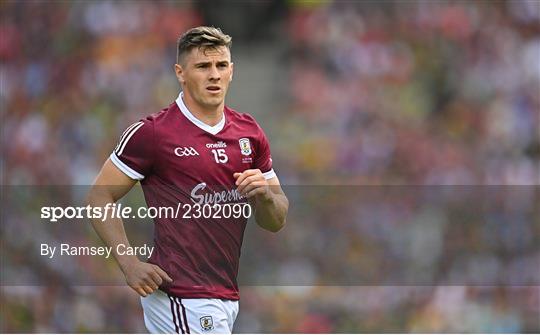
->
[[193, 60, 230, 66]]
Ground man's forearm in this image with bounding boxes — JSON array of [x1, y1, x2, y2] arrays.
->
[[87, 193, 138, 271], [254, 192, 288, 232]]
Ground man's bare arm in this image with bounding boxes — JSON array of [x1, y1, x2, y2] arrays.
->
[[251, 176, 288, 232], [87, 158, 172, 296], [234, 170, 288, 232]]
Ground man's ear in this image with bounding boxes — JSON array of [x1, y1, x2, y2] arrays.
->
[[230, 62, 234, 82], [174, 63, 185, 84]]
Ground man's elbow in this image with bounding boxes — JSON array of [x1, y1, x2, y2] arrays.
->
[[86, 185, 115, 207], [265, 219, 286, 233], [85, 187, 98, 207], [262, 208, 288, 233]]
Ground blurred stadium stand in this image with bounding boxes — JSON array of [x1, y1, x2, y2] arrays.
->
[[1, 0, 539, 332]]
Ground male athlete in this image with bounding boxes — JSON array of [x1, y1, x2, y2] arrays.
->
[[88, 26, 288, 333]]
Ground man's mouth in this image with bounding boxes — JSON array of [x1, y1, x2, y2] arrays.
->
[[206, 86, 221, 92]]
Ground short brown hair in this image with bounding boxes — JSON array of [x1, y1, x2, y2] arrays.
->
[[176, 26, 232, 64]]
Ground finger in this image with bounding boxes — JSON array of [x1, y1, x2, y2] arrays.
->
[[134, 281, 154, 294], [237, 175, 264, 193], [235, 169, 259, 185], [238, 184, 255, 196], [233, 172, 242, 179], [236, 176, 254, 194], [240, 182, 268, 196], [239, 180, 267, 194], [153, 265, 173, 282], [246, 186, 267, 199], [142, 284, 154, 295], [133, 286, 148, 297], [144, 277, 159, 290], [149, 271, 163, 286], [242, 174, 263, 185], [235, 172, 249, 186]]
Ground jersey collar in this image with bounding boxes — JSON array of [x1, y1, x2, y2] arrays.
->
[[175, 91, 226, 135]]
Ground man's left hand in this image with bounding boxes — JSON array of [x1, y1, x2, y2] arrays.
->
[[233, 169, 271, 201]]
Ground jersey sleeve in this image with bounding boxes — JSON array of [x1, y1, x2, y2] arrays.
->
[[109, 119, 154, 180], [253, 126, 276, 180]]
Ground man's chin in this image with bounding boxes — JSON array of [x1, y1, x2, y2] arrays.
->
[[203, 97, 225, 108]]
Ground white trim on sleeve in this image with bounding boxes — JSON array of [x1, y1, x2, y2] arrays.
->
[[262, 169, 276, 180], [116, 122, 144, 156], [110, 153, 145, 180]]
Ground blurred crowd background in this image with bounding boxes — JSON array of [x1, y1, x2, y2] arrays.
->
[[1, 0, 539, 333]]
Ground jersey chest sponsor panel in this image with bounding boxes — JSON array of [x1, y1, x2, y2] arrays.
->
[[111, 99, 274, 300], [153, 122, 256, 189]]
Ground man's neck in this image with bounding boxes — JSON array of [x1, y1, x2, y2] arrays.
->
[[182, 92, 224, 127]]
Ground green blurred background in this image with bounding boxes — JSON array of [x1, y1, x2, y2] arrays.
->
[[1, 0, 539, 332]]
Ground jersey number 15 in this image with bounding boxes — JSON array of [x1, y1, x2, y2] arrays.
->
[[211, 149, 228, 163]]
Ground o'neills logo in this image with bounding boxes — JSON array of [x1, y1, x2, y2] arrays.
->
[[206, 141, 227, 149], [190, 182, 244, 204]]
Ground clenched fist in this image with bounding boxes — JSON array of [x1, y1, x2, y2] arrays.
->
[[233, 169, 271, 201]]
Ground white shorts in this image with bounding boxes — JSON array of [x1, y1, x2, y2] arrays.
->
[[140, 289, 239, 334]]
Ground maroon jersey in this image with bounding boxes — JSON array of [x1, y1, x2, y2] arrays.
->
[[110, 92, 275, 300]]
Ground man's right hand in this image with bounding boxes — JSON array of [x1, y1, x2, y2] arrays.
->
[[122, 261, 173, 297], [88, 159, 173, 297]]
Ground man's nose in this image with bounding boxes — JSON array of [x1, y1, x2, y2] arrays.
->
[[209, 65, 220, 81]]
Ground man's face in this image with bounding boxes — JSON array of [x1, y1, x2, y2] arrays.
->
[[175, 46, 233, 110]]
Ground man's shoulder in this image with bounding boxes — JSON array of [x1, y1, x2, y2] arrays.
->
[[225, 106, 263, 130], [141, 102, 178, 127]]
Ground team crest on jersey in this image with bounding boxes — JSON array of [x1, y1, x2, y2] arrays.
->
[[200, 316, 214, 331], [239, 138, 252, 156]]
